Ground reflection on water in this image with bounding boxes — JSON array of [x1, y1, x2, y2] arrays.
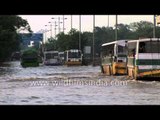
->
[[0, 61, 160, 105]]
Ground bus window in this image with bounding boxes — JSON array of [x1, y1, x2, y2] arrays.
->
[[118, 45, 126, 54], [101, 44, 114, 57], [145, 41, 159, 53], [46, 53, 51, 59], [139, 42, 146, 53], [128, 42, 136, 57], [109, 50, 113, 57]]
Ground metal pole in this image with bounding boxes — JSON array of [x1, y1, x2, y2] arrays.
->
[[71, 15, 72, 30], [79, 15, 81, 50], [115, 15, 118, 41], [43, 32, 45, 52], [63, 15, 64, 33], [55, 21, 57, 38], [45, 25, 48, 43], [50, 24, 52, 38], [153, 15, 156, 38], [93, 15, 95, 66], [58, 17, 60, 33], [108, 15, 109, 27], [45, 30, 47, 43], [48, 22, 52, 38]]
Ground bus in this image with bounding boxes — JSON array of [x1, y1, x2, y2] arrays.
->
[[101, 40, 128, 75], [20, 48, 39, 67], [43, 51, 61, 65], [64, 49, 82, 66], [58, 51, 65, 65], [127, 38, 160, 79]]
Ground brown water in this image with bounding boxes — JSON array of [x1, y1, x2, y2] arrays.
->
[[0, 61, 160, 105]]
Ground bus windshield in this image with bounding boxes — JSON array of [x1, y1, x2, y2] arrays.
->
[[101, 44, 114, 57], [118, 45, 127, 54], [45, 53, 58, 59], [68, 51, 81, 58], [46, 53, 52, 59]]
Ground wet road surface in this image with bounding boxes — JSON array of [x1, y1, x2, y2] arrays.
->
[[0, 61, 160, 105]]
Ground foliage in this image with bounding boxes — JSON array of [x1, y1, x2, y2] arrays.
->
[[0, 15, 32, 62], [22, 47, 38, 56], [39, 21, 160, 57], [44, 37, 57, 51], [129, 21, 154, 38]]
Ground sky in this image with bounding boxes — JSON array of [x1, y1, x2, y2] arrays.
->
[[19, 15, 154, 39]]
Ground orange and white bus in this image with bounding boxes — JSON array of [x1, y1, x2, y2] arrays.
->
[[64, 49, 83, 66], [101, 40, 128, 75], [127, 38, 160, 79]]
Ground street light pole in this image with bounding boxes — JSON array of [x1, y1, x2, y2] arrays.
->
[[71, 15, 72, 30], [63, 15, 64, 33], [62, 15, 67, 33], [43, 29, 48, 52], [79, 15, 81, 50], [108, 15, 109, 27], [43, 29, 47, 44], [58, 17, 63, 33], [44, 25, 47, 43], [48, 22, 52, 38], [54, 21, 57, 38], [52, 17, 63, 35], [45, 25, 52, 40], [93, 15, 95, 66], [115, 15, 118, 41]]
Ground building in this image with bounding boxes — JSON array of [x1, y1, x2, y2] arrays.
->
[[19, 33, 43, 49]]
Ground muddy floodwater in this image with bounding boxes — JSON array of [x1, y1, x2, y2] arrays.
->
[[0, 61, 160, 105]]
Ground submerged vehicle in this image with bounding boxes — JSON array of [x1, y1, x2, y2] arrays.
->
[[101, 40, 128, 75], [43, 51, 61, 65], [64, 49, 83, 66], [20, 48, 39, 67], [127, 38, 160, 79]]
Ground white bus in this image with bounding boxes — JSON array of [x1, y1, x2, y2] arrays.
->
[[43, 51, 61, 65], [127, 38, 160, 79], [64, 49, 83, 66], [58, 51, 65, 65], [101, 40, 128, 75]]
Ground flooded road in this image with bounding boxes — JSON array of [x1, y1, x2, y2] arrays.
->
[[0, 61, 160, 105]]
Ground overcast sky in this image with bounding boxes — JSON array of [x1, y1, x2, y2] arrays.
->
[[19, 15, 154, 38]]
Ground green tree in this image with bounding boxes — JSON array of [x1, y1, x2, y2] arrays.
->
[[44, 37, 57, 51], [116, 23, 133, 39], [56, 32, 70, 51], [68, 28, 80, 49], [155, 26, 160, 38], [44, 21, 160, 57], [129, 21, 154, 38], [0, 15, 32, 62], [94, 26, 115, 55]]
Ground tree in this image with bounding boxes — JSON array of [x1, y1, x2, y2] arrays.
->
[[0, 15, 32, 62], [129, 21, 154, 38], [116, 23, 133, 39], [68, 28, 80, 49], [56, 32, 70, 51], [44, 21, 160, 57], [94, 26, 115, 55], [44, 37, 58, 51]]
